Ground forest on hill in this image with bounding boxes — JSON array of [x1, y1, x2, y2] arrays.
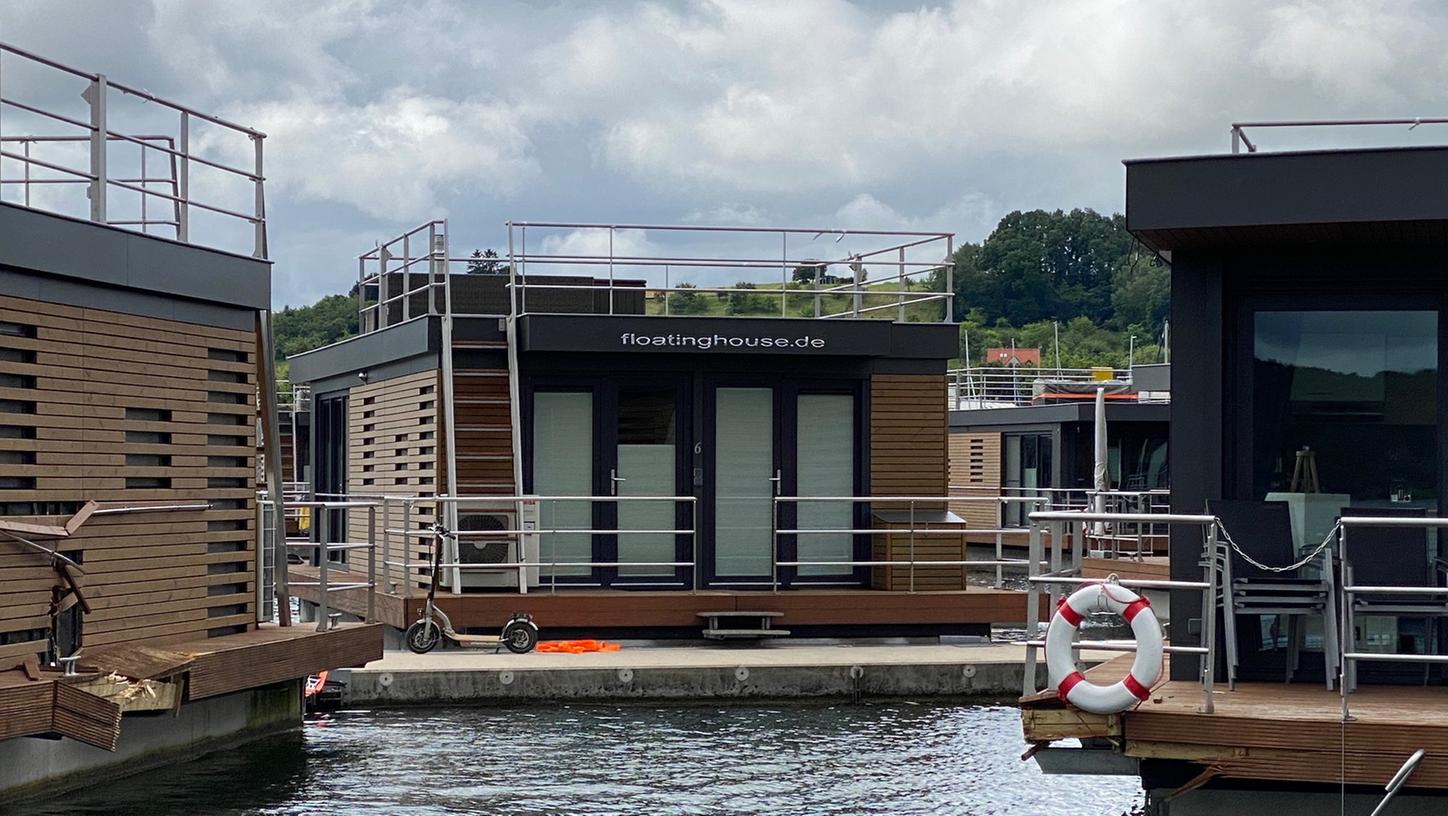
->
[[272, 209, 1168, 372]]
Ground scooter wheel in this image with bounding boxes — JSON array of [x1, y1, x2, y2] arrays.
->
[[405, 620, 442, 654], [502, 619, 539, 654]]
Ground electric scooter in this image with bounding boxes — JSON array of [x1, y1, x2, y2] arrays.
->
[[404, 523, 539, 654]]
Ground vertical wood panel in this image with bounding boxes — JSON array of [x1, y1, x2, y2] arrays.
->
[[948, 431, 1002, 529]]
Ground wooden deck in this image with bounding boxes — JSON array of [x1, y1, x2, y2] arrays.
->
[[1082, 555, 1169, 582], [290, 566, 1041, 632], [1022, 655, 1448, 790]]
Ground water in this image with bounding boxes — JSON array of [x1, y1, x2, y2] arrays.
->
[[35, 703, 1143, 816]]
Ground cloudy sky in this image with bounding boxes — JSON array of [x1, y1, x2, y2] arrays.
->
[[4, 0, 1446, 306]]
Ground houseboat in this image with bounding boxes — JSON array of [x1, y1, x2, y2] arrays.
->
[[1020, 132, 1448, 814], [286, 220, 1044, 639], [0, 42, 380, 802]]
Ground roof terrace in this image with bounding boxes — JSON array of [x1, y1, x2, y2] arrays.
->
[[0, 41, 266, 259], [356, 219, 956, 332]]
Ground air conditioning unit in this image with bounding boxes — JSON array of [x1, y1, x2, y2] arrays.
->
[[440, 500, 540, 590]]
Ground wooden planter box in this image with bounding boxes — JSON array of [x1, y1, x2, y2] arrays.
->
[[869, 509, 968, 591]]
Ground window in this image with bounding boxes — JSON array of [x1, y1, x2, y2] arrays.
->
[[1252, 310, 1437, 506]]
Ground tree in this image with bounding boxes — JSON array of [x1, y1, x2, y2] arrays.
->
[[667, 282, 711, 315], [791, 260, 828, 285], [466, 248, 509, 275], [272, 294, 359, 361], [726, 282, 773, 316]]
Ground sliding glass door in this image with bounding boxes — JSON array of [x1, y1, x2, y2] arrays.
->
[[712, 387, 776, 582]]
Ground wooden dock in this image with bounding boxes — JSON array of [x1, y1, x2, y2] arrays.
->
[[1022, 655, 1448, 790]]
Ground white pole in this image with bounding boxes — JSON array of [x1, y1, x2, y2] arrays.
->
[[1092, 387, 1108, 540]]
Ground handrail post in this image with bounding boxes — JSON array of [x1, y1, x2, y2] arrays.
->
[[316, 507, 330, 633], [366, 505, 377, 623], [944, 234, 954, 322], [86, 73, 107, 224], [177, 111, 189, 243], [1341, 525, 1354, 717], [908, 498, 916, 593], [1201, 521, 1218, 713], [402, 500, 414, 599], [1024, 520, 1042, 695], [251, 133, 265, 258], [771, 497, 780, 593], [382, 498, 393, 593]]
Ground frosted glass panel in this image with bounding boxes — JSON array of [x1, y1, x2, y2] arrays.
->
[[618, 445, 676, 576], [533, 391, 592, 578], [714, 388, 773, 577], [796, 394, 854, 577]]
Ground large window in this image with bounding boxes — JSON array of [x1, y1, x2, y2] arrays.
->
[[1252, 310, 1437, 508]]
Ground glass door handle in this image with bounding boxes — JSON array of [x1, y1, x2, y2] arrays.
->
[[610, 468, 627, 496]]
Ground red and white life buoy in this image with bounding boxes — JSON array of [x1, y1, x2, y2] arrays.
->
[[1046, 582, 1163, 715]]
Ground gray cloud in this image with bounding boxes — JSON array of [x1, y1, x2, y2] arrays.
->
[[5, 0, 1448, 305]]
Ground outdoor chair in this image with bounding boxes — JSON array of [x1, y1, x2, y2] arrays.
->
[[1207, 499, 1338, 689], [1339, 506, 1448, 688]]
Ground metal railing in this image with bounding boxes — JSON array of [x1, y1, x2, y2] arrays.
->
[[0, 41, 267, 257], [375, 494, 699, 595], [1338, 515, 1448, 718], [257, 497, 379, 631], [948, 486, 1170, 557], [353, 220, 957, 333], [1022, 509, 1220, 714], [948, 366, 1134, 409], [1230, 117, 1448, 154], [774, 494, 1057, 590]]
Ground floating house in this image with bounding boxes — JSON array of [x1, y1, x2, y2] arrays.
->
[[287, 220, 1040, 638], [0, 43, 380, 801], [1021, 135, 1448, 813]]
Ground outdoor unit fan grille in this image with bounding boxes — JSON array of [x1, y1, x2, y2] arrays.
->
[[457, 513, 512, 564]]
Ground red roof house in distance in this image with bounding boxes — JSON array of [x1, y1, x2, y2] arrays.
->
[[984, 347, 1041, 367]]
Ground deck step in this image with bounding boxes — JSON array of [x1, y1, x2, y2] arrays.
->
[[701, 628, 792, 640], [698, 610, 784, 618]]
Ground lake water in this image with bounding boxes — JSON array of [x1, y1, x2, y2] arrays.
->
[[36, 703, 1142, 815]]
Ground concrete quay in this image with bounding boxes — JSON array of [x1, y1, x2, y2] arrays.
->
[[338, 641, 1114, 704]]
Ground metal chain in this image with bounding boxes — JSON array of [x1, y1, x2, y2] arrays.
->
[[1211, 519, 1339, 574]]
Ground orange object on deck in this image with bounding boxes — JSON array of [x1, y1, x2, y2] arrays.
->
[[536, 639, 621, 654]]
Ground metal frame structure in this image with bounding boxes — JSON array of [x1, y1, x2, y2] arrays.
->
[[948, 366, 1138, 409], [0, 40, 267, 258]]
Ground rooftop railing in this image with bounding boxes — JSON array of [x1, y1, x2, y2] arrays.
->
[[1230, 117, 1448, 154], [355, 219, 957, 332], [947, 366, 1138, 409], [0, 41, 266, 258]]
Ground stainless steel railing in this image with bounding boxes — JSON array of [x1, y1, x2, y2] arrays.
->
[[0, 41, 267, 257], [257, 497, 379, 631], [1023, 509, 1220, 714]]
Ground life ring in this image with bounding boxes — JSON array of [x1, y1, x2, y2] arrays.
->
[[1046, 581, 1163, 715]]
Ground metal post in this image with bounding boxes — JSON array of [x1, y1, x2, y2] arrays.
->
[[897, 247, 906, 322], [781, 231, 788, 317], [608, 226, 615, 315], [1342, 525, 1354, 717], [1231, 127, 1241, 154], [771, 497, 780, 592], [1202, 522, 1218, 714], [252, 134, 265, 258], [22, 141, 32, 207], [316, 506, 330, 633], [138, 139, 148, 234], [177, 112, 189, 243], [86, 74, 107, 224], [690, 498, 699, 593], [256, 311, 291, 625], [1024, 521, 1042, 694], [382, 498, 394, 593], [944, 234, 954, 323], [402, 501, 414, 599], [908, 499, 916, 593], [366, 505, 377, 623], [255, 493, 266, 622]]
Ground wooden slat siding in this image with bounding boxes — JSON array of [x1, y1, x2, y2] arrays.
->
[[869, 523, 967, 590], [346, 370, 441, 595], [0, 294, 257, 651], [867, 374, 951, 589], [869, 374, 948, 509], [947, 431, 1002, 530], [452, 369, 515, 494]]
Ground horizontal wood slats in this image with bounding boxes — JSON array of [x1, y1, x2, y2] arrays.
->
[[948, 431, 1002, 529], [869, 374, 947, 512], [185, 623, 383, 699], [0, 294, 256, 653], [347, 370, 441, 595], [452, 369, 516, 494]]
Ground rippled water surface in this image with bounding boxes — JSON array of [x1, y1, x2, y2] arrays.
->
[[39, 703, 1142, 815]]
